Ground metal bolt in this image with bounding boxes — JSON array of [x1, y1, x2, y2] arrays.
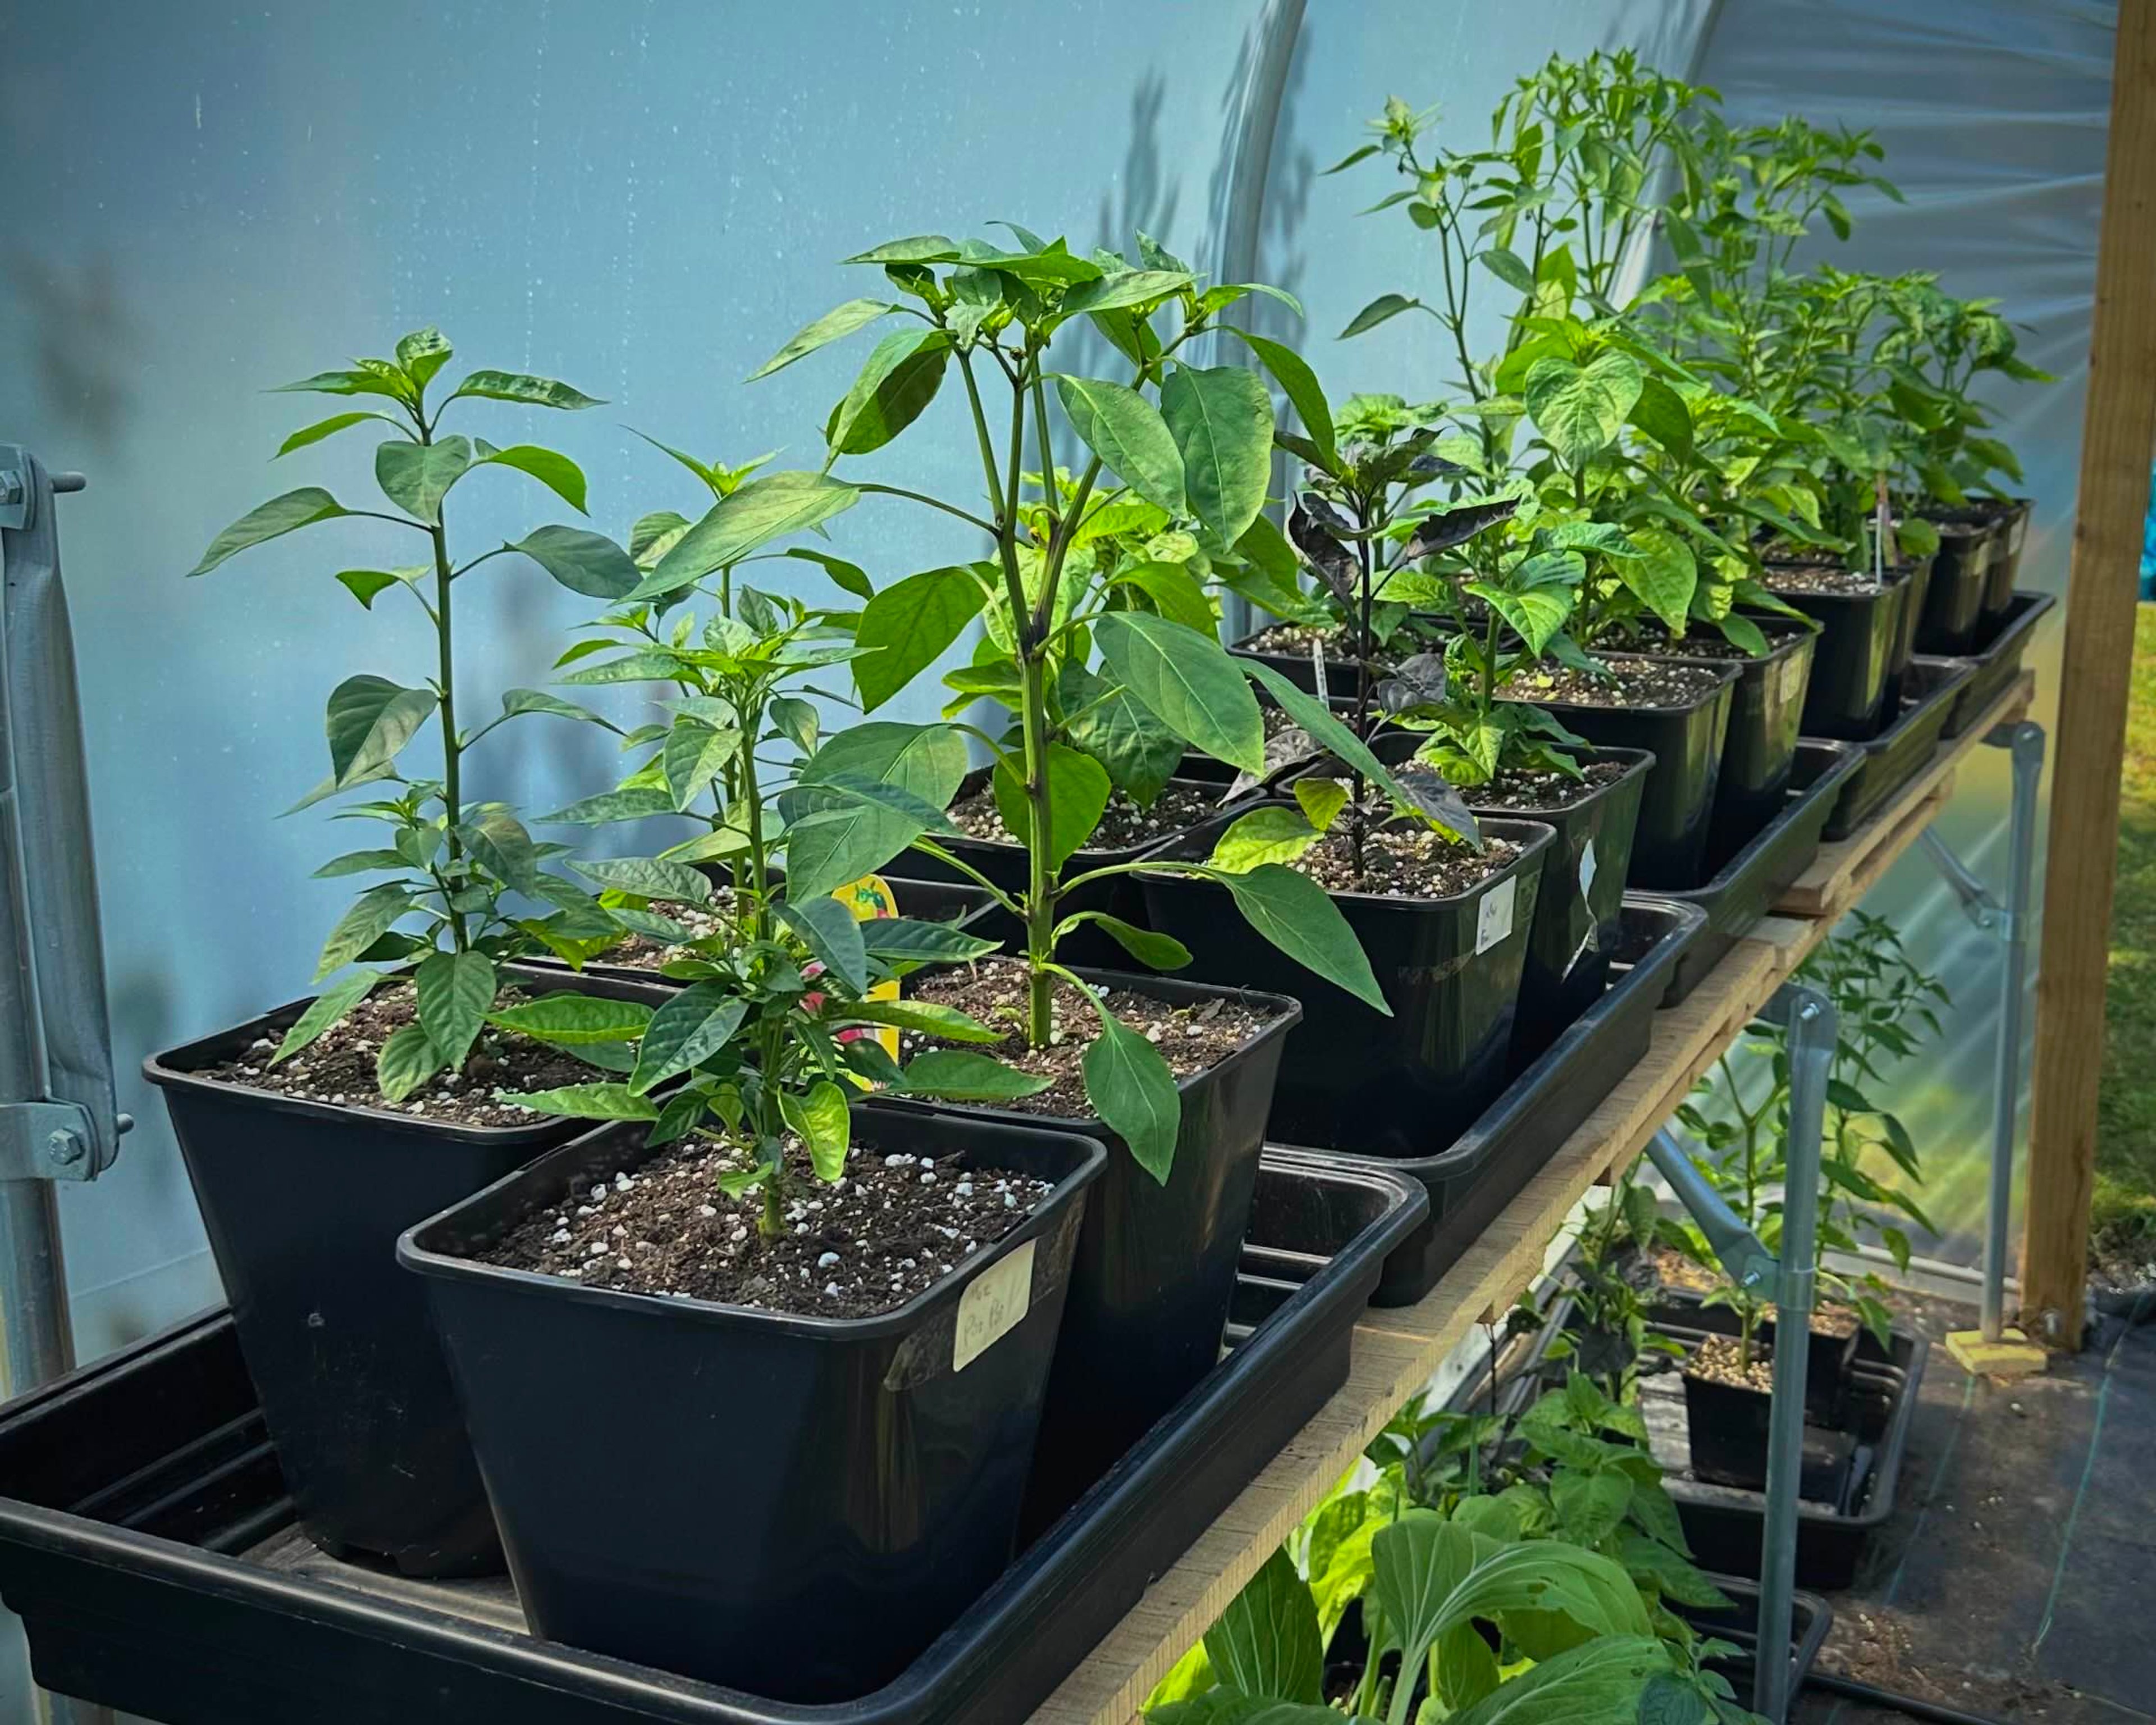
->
[[0, 470, 22, 506], [45, 1129, 84, 1167]]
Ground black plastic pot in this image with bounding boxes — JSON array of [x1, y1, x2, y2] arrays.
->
[[1881, 553, 1935, 713], [401, 1102, 1105, 1701], [1756, 563, 1911, 742], [1139, 809, 1553, 1160], [1505, 654, 1739, 890], [1677, 1367, 1860, 1496], [1655, 741, 1865, 1006], [1981, 498, 2035, 622], [1938, 589, 2057, 739], [896, 769, 1243, 971], [1646, 620, 1817, 865], [1914, 518, 1998, 654], [1276, 897, 1704, 1307], [1821, 657, 1977, 842], [1355, 734, 1653, 1063], [0, 1153, 1426, 1725], [892, 967, 1301, 1536], [1225, 627, 1419, 696], [139, 964, 666, 1579]]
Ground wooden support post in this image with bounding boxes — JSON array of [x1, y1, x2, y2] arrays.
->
[[2024, 0, 2156, 1352]]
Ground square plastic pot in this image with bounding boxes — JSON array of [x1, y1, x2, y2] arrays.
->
[[140, 964, 669, 1579], [1881, 551, 1935, 713], [1646, 620, 1816, 866], [1913, 517, 1999, 654], [1275, 897, 1705, 1307], [1137, 809, 1554, 1160], [1820, 658, 1976, 842], [1756, 563, 1911, 741], [1351, 733, 1653, 1064], [1980, 498, 2035, 622], [399, 1101, 1107, 1701], [881, 966, 1303, 1537], [1502, 654, 1739, 889]]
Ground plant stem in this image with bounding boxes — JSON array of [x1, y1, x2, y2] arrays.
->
[[426, 466, 468, 954]]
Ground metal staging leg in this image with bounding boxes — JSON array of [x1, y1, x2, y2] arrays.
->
[[1646, 982, 1834, 1723], [1919, 721, 2047, 1342]]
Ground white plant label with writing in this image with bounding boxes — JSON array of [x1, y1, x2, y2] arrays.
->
[[1578, 838, 1598, 903], [953, 1238, 1035, 1372], [1475, 875, 1516, 956]]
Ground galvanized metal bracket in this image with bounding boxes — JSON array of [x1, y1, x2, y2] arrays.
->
[[0, 1097, 102, 1180]]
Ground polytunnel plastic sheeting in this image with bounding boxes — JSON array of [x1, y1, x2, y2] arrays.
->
[[1674, 0, 2116, 1268]]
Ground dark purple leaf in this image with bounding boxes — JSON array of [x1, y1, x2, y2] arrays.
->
[[1225, 724, 1324, 800], [1403, 495, 1523, 558], [1377, 652, 1448, 715], [1289, 500, 1360, 606], [1394, 761, 1482, 846]]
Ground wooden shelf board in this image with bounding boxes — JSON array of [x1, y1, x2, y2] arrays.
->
[[1031, 673, 2036, 1724]]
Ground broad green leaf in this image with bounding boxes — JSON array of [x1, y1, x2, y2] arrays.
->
[[1116, 561, 1218, 633], [1443, 1636, 1671, 1725], [325, 674, 437, 787], [500, 687, 622, 732], [780, 895, 871, 994], [559, 647, 694, 686], [1618, 1534, 1731, 1611], [462, 804, 540, 891], [1202, 1547, 1324, 1706], [855, 565, 987, 711], [896, 1049, 1052, 1101], [993, 743, 1110, 869], [769, 696, 821, 757], [1065, 912, 1190, 971], [506, 1081, 661, 1121], [1339, 293, 1420, 338], [1294, 777, 1347, 831], [748, 298, 897, 380], [1054, 376, 1186, 515], [1062, 667, 1185, 807], [844, 998, 1002, 1043], [1225, 330, 1336, 469], [629, 509, 692, 569], [375, 436, 472, 523], [271, 367, 409, 403], [334, 566, 426, 609], [1094, 611, 1264, 774], [1059, 268, 1195, 314], [271, 969, 381, 1063], [571, 855, 717, 903], [396, 327, 453, 388], [1081, 1001, 1182, 1181], [376, 1021, 446, 1102], [538, 786, 675, 825], [277, 411, 394, 457], [780, 1081, 851, 1180], [1551, 1467, 1634, 1546], [512, 524, 640, 599], [1160, 364, 1274, 547], [1146, 1698, 1346, 1725], [1629, 375, 1694, 460], [1214, 864, 1388, 1013], [487, 991, 657, 1046], [189, 487, 350, 575], [312, 848, 409, 878], [1523, 352, 1643, 471], [1620, 526, 1698, 635], [842, 234, 962, 265], [1207, 806, 1321, 873], [446, 369, 604, 411], [862, 918, 999, 964], [826, 328, 953, 457], [788, 722, 969, 898], [638, 471, 861, 600], [474, 443, 587, 513], [1477, 247, 1536, 293], [414, 950, 496, 1070], [631, 982, 750, 1093], [1239, 660, 1414, 810], [663, 719, 744, 811], [785, 546, 875, 600]]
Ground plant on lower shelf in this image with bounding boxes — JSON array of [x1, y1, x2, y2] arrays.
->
[[1533, 1169, 1693, 1405], [691, 222, 1413, 1176], [1673, 911, 1948, 1357], [186, 327, 657, 1100], [1143, 1369, 1764, 1725]]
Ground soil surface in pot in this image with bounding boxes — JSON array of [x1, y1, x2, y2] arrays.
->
[[1287, 807, 1519, 897], [599, 895, 741, 971], [1465, 755, 1629, 814], [471, 1137, 1051, 1318], [949, 781, 1231, 851], [1760, 561, 1886, 596], [199, 982, 599, 1127], [1643, 1248, 1863, 1340], [1610, 624, 1787, 663], [1238, 622, 1413, 673], [1505, 657, 1724, 709], [903, 959, 1282, 1118], [1685, 1332, 1774, 1391]]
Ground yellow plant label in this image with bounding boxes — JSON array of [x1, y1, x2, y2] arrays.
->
[[833, 874, 901, 1058]]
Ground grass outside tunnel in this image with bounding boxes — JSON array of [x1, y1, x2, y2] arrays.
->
[[2092, 604, 2156, 1271]]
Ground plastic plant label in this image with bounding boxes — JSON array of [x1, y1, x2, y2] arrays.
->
[[1578, 838, 1598, 903], [954, 1237, 1035, 1372], [1474, 875, 1516, 956]]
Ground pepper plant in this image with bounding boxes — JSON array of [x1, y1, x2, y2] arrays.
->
[[690, 225, 1412, 1176], [187, 328, 659, 1100]]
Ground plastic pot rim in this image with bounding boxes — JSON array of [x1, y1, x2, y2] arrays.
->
[[1501, 650, 1742, 720], [396, 1099, 1108, 1344], [934, 769, 1257, 872]]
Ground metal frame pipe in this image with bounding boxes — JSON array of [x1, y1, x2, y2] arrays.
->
[[1983, 721, 2045, 1340]]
